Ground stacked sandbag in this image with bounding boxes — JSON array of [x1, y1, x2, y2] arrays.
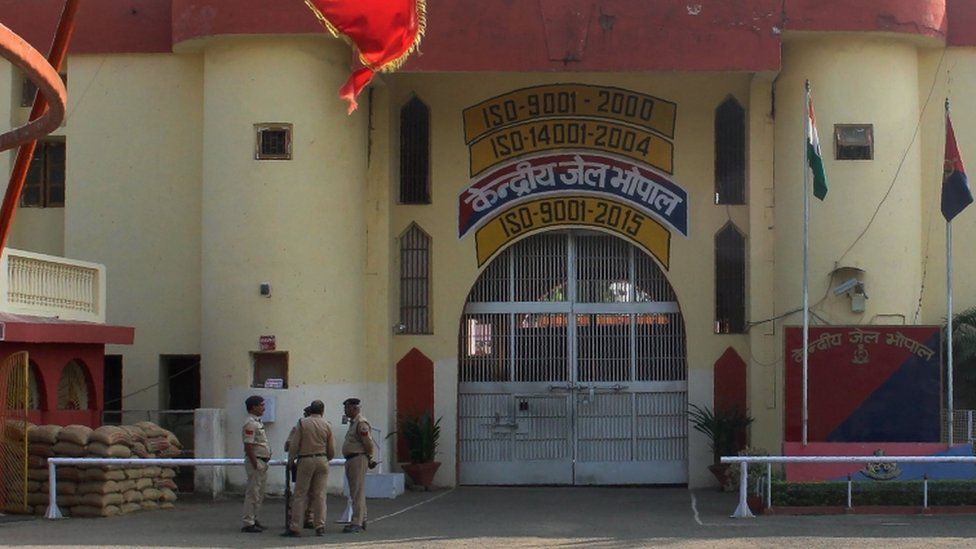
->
[[22, 421, 182, 517]]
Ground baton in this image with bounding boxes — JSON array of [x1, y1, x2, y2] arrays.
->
[[284, 459, 292, 529]]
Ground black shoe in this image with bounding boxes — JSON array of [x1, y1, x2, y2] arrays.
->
[[304, 521, 314, 529], [342, 524, 363, 534], [253, 521, 267, 531], [241, 525, 262, 533], [280, 529, 301, 538], [362, 520, 367, 531], [315, 528, 326, 537]]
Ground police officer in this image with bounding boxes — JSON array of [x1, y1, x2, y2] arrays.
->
[[241, 395, 271, 533], [284, 405, 316, 529], [341, 397, 374, 534], [282, 400, 336, 537]]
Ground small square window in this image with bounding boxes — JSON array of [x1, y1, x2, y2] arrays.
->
[[254, 123, 292, 160], [835, 124, 873, 160], [252, 351, 288, 388]]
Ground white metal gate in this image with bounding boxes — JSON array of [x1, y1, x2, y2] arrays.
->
[[458, 231, 688, 485]]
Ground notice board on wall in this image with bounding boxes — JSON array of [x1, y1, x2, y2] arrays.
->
[[784, 326, 941, 443]]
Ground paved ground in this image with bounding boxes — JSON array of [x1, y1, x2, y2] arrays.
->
[[3, 487, 976, 548]]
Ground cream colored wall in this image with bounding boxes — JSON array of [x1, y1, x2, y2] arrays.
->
[[776, 36, 923, 332], [198, 36, 373, 459], [63, 54, 205, 410], [7, 67, 64, 256], [384, 72, 753, 487], [918, 48, 976, 325]]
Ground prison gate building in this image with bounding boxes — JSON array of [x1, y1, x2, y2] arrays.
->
[[2, 0, 975, 491]]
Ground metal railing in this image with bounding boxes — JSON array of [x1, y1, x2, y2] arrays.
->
[[45, 457, 348, 520], [721, 455, 976, 518], [944, 409, 976, 444]]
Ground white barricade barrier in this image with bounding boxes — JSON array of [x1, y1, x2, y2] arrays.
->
[[44, 457, 349, 520], [721, 455, 976, 519]]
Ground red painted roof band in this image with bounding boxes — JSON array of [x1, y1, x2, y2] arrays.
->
[[0, 0, 971, 69]]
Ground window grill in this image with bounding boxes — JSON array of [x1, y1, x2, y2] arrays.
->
[[714, 97, 746, 205], [22, 139, 65, 208], [399, 223, 431, 334], [715, 223, 746, 333], [254, 123, 292, 160], [835, 124, 873, 160], [399, 97, 431, 204]]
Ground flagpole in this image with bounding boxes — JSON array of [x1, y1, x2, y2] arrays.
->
[[802, 80, 811, 447], [946, 98, 955, 447], [947, 218, 954, 446]]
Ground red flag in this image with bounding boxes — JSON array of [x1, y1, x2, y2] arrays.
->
[[303, 0, 426, 114]]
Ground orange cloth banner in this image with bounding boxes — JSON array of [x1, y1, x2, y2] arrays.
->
[[303, 0, 426, 113]]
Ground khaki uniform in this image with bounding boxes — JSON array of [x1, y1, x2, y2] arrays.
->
[[242, 414, 271, 527], [341, 414, 373, 527], [286, 415, 335, 531]]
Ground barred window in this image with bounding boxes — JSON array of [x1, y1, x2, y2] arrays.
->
[[715, 223, 746, 334], [22, 139, 65, 208], [715, 97, 745, 205], [57, 360, 92, 410], [399, 97, 430, 204], [399, 223, 431, 334], [254, 123, 292, 160]]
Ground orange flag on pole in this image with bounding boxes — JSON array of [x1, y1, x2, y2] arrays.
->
[[303, 0, 426, 114]]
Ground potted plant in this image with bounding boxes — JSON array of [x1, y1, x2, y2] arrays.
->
[[389, 412, 442, 490], [688, 403, 754, 491]]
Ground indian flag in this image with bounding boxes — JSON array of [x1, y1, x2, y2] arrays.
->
[[806, 89, 828, 200]]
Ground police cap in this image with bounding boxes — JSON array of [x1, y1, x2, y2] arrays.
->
[[244, 395, 264, 411], [343, 398, 361, 407]]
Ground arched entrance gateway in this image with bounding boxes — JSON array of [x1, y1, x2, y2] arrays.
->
[[458, 230, 688, 485]]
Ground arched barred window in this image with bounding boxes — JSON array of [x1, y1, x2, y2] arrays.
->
[[715, 223, 746, 334], [715, 97, 745, 205], [400, 96, 431, 204]]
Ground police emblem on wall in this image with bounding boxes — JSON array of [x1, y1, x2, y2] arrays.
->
[[458, 84, 688, 267]]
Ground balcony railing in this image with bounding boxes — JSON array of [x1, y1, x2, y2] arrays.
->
[[0, 248, 105, 323]]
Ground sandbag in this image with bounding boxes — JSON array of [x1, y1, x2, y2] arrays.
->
[[3, 419, 33, 442], [56, 494, 79, 508], [89, 426, 129, 446], [56, 467, 82, 481], [28, 443, 54, 458], [135, 478, 153, 491], [119, 425, 145, 443], [26, 492, 48, 506], [130, 441, 150, 458], [28, 425, 61, 445], [154, 478, 178, 491], [79, 492, 123, 507], [28, 468, 49, 481], [143, 466, 162, 478], [38, 481, 77, 495], [165, 431, 182, 449], [77, 480, 121, 495], [71, 504, 120, 518], [27, 480, 40, 492], [141, 487, 161, 501], [140, 501, 159, 511], [116, 479, 136, 492], [124, 468, 144, 479], [160, 502, 175, 510], [120, 502, 141, 514], [57, 425, 93, 446], [122, 489, 143, 503], [33, 504, 48, 515], [159, 446, 182, 458], [86, 442, 132, 458], [145, 436, 170, 453], [160, 468, 177, 479], [80, 468, 126, 482], [160, 488, 177, 503], [134, 421, 166, 438], [52, 441, 87, 457], [28, 455, 46, 468]]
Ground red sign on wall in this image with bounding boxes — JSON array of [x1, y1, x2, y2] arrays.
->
[[784, 326, 941, 443], [259, 335, 276, 351]]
